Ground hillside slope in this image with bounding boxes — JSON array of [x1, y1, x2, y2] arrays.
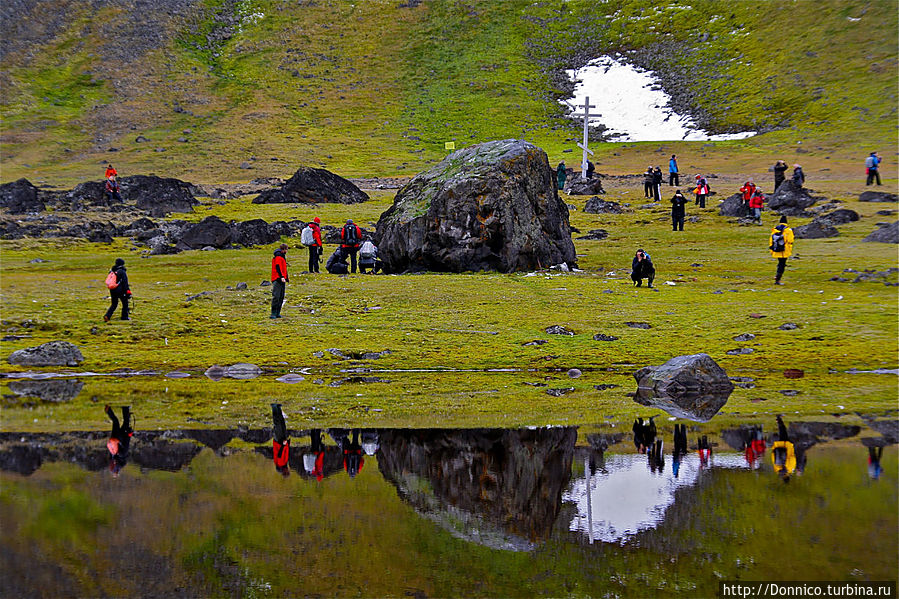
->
[[1, 0, 896, 184]]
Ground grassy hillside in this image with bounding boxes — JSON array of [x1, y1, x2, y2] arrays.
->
[[1, 0, 896, 185]]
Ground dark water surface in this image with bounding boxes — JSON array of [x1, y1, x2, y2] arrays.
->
[[1, 421, 896, 598]]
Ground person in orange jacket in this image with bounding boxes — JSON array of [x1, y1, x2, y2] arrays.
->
[[105, 164, 118, 179], [271, 403, 290, 476], [270, 243, 289, 318]]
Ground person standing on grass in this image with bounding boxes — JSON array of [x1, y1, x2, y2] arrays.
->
[[270, 243, 289, 319], [670, 189, 688, 231], [556, 161, 567, 190], [307, 217, 323, 273], [340, 219, 362, 274], [740, 178, 756, 217], [865, 152, 882, 186], [769, 215, 794, 286], [652, 166, 663, 202], [104, 258, 131, 322], [773, 160, 788, 191], [668, 154, 679, 186], [643, 166, 654, 198], [749, 189, 765, 225], [693, 174, 709, 208]]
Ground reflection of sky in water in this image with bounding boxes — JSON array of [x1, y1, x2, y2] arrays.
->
[[564, 453, 749, 544], [563, 56, 757, 142]]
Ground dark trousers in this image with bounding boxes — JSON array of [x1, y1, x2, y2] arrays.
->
[[105, 294, 129, 320], [672, 214, 684, 231], [696, 194, 706, 208], [669, 172, 679, 186], [631, 268, 655, 287], [359, 260, 380, 274], [644, 182, 653, 198], [106, 191, 122, 202], [308, 246, 320, 272], [343, 247, 358, 273], [776, 258, 787, 281], [867, 170, 882, 185], [107, 406, 133, 455], [271, 280, 285, 316], [653, 184, 661, 202], [272, 404, 288, 444], [774, 176, 784, 190]]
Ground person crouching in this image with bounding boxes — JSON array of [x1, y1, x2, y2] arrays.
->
[[631, 249, 655, 288]]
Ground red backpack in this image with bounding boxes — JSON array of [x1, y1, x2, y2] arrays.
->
[[105, 271, 119, 290]]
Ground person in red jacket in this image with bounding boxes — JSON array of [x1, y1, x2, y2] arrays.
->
[[749, 189, 765, 225], [271, 403, 290, 476], [739, 179, 756, 216], [340, 219, 362, 274], [270, 243, 289, 319], [308, 217, 323, 273], [105, 164, 117, 179]]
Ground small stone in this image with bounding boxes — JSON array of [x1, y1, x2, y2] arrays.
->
[[201, 246, 216, 251], [779, 323, 799, 330], [545, 325, 575, 336], [625, 322, 651, 329], [778, 390, 801, 396], [545, 387, 575, 397], [261, 280, 271, 287], [235, 282, 248, 290], [239, 161, 252, 169], [28, 258, 49, 263], [733, 333, 756, 342], [783, 369, 805, 379], [593, 384, 619, 391], [726, 348, 754, 355], [522, 339, 548, 346], [749, 313, 766, 319], [567, 368, 582, 378], [593, 333, 619, 341]]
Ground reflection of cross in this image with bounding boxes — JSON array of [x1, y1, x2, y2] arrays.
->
[[572, 96, 596, 180]]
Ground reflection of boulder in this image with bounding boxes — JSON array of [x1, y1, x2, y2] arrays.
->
[[633, 354, 734, 422], [785, 422, 861, 451], [7, 379, 84, 402], [867, 420, 899, 445], [131, 440, 202, 471], [377, 427, 576, 548], [0, 444, 44, 475], [180, 430, 236, 452]]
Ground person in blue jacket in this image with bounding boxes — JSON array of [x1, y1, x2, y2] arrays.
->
[[668, 154, 679, 186]]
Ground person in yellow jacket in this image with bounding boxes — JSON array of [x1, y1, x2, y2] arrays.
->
[[771, 415, 797, 481], [769, 215, 794, 285]]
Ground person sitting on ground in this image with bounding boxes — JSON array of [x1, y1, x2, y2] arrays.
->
[[792, 164, 805, 187], [749, 189, 765, 225], [631, 249, 655, 288], [105, 176, 122, 203], [326, 247, 349, 275], [739, 178, 756, 216], [358, 238, 381, 274]]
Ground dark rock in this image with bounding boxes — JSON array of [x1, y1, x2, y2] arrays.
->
[[876, 210, 896, 216], [522, 339, 547, 346], [320, 224, 373, 245], [863, 221, 898, 243], [235, 282, 248, 290], [253, 167, 368, 205], [0, 178, 45, 213], [859, 191, 898, 203], [260, 280, 271, 287], [121, 175, 198, 217], [375, 140, 577, 273], [564, 177, 605, 196], [546, 387, 576, 396], [718, 193, 745, 217], [593, 384, 619, 391], [8, 341, 84, 367], [779, 322, 799, 330], [186, 291, 213, 302], [632, 353, 734, 422], [793, 220, 839, 239], [733, 333, 755, 342], [7, 379, 83, 402], [576, 229, 608, 240], [593, 333, 619, 341], [230, 218, 281, 246], [567, 368, 582, 378], [726, 347, 754, 355], [147, 235, 179, 255], [815, 209, 859, 226], [545, 325, 575, 336], [583, 197, 622, 214], [783, 368, 804, 378], [778, 389, 800, 396], [625, 322, 651, 329], [177, 216, 231, 250], [768, 179, 821, 216]]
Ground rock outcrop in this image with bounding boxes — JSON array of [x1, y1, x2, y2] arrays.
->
[[176, 216, 232, 250], [375, 139, 577, 273], [815, 209, 859, 226], [793, 220, 839, 239], [863, 221, 899, 243], [718, 193, 746, 217], [859, 191, 898, 203], [252, 167, 369, 204], [583, 197, 623, 214], [125, 175, 199, 216], [0, 178, 45, 213], [7, 341, 84, 367], [632, 353, 734, 422], [564, 177, 605, 196], [768, 180, 821, 216]]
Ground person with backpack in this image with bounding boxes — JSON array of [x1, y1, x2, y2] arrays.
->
[[556, 161, 567, 191], [326, 247, 349, 275], [865, 151, 882, 186], [693, 174, 709, 208], [739, 178, 756, 216], [642, 166, 654, 198], [670, 189, 688, 231], [652, 166, 663, 201], [769, 215, 794, 286], [668, 154, 679, 186], [792, 164, 805, 187], [358, 239, 380, 274], [749, 189, 765, 225], [104, 258, 131, 322], [271, 403, 290, 476], [104, 404, 133, 476], [631, 249, 655, 288], [105, 176, 122, 203], [270, 243, 289, 318], [340, 219, 362, 273], [301, 217, 323, 273], [773, 160, 788, 190]]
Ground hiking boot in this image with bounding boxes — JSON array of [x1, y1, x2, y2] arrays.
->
[[121, 317, 131, 321], [103, 315, 110, 322], [775, 280, 784, 286]]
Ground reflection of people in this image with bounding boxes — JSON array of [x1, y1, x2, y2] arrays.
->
[[771, 415, 796, 481], [698, 435, 712, 468], [105, 405, 133, 476], [633, 417, 656, 454], [744, 426, 766, 469], [868, 446, 884, 480], [303, 428, 325, 481], [271, 403, 290, 476], [342, 429, 364, 478], [361, 430, 380, 456], [648, 439, 664, 473], [672, 424, 687, 478]]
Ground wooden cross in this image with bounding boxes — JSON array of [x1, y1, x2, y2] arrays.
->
[[570, 96, 596, 180]]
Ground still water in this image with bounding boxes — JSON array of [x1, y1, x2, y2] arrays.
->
[[1, 419, 896, 598]]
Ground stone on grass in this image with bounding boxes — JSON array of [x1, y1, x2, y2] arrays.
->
[[575, 229, 608, 241], [862, 221, 898, 243], [545, 325, 575, 336], [375, 139, 576, 273], [0, 178, 45, 213], [726, 347, 754, 355], [583, 197, 622, 214], [177, 216, 232, 250], [122, 175, 199, 217], [793, 220, 839, 239], [859, 191, 898, 203], [718, 193, 745, 217], [778, 322, 799, 330], [546, 387, 575, 397], [815, 209, 859, 226], [593, 333, 619, 341], [567, 368, 582, 379], [733, 333, 755, 342], [564, 178, 605, 196], [8, 341, 84, 367], [625, 322, 651, 329], [632, 353, 734, 422], [768, 180, 821, 216], [253, 167, 368, 205]]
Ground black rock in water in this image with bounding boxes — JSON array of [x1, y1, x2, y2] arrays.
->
[[0, 178, 45, 213], [375, 140, 577, 273], [253, 167, 369, 205], [862, 221, 899, 243], [768, 179, 821, 216]]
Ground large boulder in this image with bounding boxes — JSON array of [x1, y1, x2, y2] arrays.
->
[[768, 179, 820, 216], [230, 219, 282, 246], [863, 221, 899, 243], [815, 209, 859, 226], [859, 191, 898, 203], [583, 197, 623, 214], [793, 220, 839, 239], [177, 216, 232, 250], [0, 178, 45, 213], [66, 181, 112, 208], [375, 139, 577, 273], [8, 341, 84, 367], [121, 175, 199, 216], [718, 193, 746, 217], [632, 353, 734, 422], [252, 167, 369, 204], [564, 177, 605, 196]]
